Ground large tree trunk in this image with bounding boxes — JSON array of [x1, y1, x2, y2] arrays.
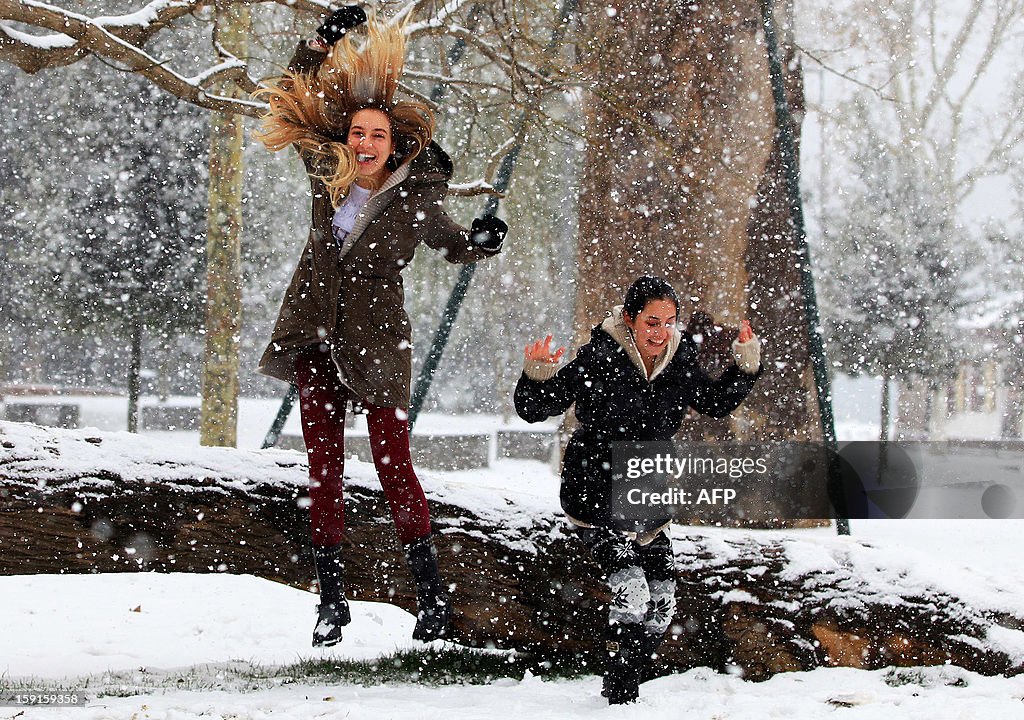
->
[[576, 0, 772, 330], [2, 420, 1021, 681], [199, 0, 247, 448], [576, 0, 817, 443]]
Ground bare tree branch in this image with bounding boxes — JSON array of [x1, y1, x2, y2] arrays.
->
[[0, 0, 213, 71], [0, 0, 565, 117], [795, 42, 899, 102], [917, 0, 984, 130], [447, 178, 502, 196], [0, 0, 271, 115]]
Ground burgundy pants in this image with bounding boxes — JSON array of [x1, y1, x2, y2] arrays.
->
[[295, 345, 432, 548]]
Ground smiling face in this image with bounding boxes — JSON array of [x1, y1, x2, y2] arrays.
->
[[347, 108, 395, 187], [623, 298, 678, 366]]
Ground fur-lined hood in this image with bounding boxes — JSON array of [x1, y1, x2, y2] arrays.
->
[[600, 305, 681, 381]]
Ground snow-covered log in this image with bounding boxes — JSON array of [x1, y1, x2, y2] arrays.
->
[[2, 420, 1022, 680]]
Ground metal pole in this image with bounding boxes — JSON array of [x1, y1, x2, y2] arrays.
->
[[261, 383, 298, 450], [408, 0, 577, 429], [758, 0, 849, 535], [408, 147, 522, 428]]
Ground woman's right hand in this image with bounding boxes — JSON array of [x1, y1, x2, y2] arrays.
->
[[525, 334, 565, 364]]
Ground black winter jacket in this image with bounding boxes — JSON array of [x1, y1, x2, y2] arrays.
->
[[514, 311, 761, 528]]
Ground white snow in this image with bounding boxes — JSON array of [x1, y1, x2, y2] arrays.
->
[[2, 570, 1024, 718], [0, 573, 417, 679], [0, 22, 77, 50], [3, 390, 1024, 717]]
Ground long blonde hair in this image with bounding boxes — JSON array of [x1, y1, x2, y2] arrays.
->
[[254, 16, 434, 207]]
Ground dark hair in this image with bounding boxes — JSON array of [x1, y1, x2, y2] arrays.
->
[[623, 275, 679, 319]]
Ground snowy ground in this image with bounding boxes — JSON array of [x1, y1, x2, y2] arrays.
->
[[2, 568, 1024, 719], [3, 382, 1024, 718]]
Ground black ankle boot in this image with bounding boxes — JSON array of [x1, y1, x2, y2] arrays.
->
[[604, 628, 665, 695], [404, 535, 451, 641], [312, 543, 351, 647], [603, 622, 645, 704], [638, 629, 666, 682]]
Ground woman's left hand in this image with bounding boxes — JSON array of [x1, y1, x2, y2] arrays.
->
[[732, 320, 761, 374], [470, 216, 508, 251], [738, 319, 754, 343], [317, 6, 367, 45]]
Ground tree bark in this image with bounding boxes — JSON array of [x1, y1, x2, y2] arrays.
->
[[880, 370, 891, 442], [199, 0, 247, 448], [2, 421, 1022, 681], [575, 0, 817, 443], [127, 313, 142, 434], [1003, 323, 1024, 439]]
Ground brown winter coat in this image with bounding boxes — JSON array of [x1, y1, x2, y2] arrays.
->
[[257, 44, 501, 407]]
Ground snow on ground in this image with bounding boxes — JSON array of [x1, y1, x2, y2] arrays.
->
[[0, 393, 556, 450], [0, 574, 418, 679], [4, 384, 1024, 717], [2, 571, 1024, 719]]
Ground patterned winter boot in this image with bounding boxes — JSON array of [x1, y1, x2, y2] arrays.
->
[[404, 535, 451, 641], [638, 576, 676, 682], [312, 543, 351, 647]]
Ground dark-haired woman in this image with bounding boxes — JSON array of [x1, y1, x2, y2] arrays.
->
[[514, 275, 762, 704], [254, 9, 507, 647]]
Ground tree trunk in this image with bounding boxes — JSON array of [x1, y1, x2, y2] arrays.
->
[[1004, 384, 1023, 440], [2, 421, 1021, 681], [1004, 323, 1024, 439], [880, 371, 891, 442], [126, 313, 142, 433], [199, 0, 247, 448], [575, 0, 817, 443]]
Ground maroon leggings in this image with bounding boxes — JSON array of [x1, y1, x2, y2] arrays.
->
[[295, 345, 432, 548]]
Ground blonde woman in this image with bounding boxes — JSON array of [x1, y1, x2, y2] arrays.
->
[[255, 7, 507, 646]]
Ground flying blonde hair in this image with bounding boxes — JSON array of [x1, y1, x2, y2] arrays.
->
[[254, 15, 434, 207]]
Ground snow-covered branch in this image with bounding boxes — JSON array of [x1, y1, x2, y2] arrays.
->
[[0, 0, 565, 119], [0, 0, 273, 115], [400, 0, 476, 34], [447, 178, 501, 197], [0, 0, 212, 72]]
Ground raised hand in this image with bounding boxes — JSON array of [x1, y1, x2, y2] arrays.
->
[[738, 319, 754, 343], [525, 334, 565, 364], [732, 320, 760, 374], [317, 5, 368, 45], [470, 216, 508, 250]]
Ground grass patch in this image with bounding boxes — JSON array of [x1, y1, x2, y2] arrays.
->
[[1, 646, 596, 700], [283, 646, 592, 686]]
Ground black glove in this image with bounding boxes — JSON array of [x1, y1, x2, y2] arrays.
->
[[470, 216, 507, 251], [317, 5, 367, 45]]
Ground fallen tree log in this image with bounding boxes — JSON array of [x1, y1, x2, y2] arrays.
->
[[1, 420, 1022, 680]]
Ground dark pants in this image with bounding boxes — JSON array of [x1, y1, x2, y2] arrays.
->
[[578, 526, 677, 635], [295, 345, 432, 547]]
